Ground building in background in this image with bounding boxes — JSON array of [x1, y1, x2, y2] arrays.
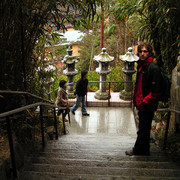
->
[[56, 29, 85, 56]]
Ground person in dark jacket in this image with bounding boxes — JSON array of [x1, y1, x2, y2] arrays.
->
[[55, 80, 69, 122], [70, 70, 90, 116], [125, 42, 162, 156]]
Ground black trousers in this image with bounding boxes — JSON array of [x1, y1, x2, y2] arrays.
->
[[57, 108, 68, 119], [133, 110, 154, 154]]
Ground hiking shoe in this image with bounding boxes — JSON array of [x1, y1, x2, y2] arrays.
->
[[64, 118, 69, 122], [71, 111, 75, 115], [125, 149, 150, 156], [82, 113, 90, 116], [125, 149, 134, 156]]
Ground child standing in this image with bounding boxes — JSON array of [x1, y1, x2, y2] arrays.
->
[[55, 80, 69, 122]]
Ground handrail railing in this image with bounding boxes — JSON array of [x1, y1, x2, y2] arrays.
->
[[0, 91, 69, 179], [48, 80, 134, 106], [0, 90, 53, 104], [2, 90, 179, 179], [87, 81, 133, 106]]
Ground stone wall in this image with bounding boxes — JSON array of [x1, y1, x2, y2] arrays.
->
[[170, 55, 180, 132]]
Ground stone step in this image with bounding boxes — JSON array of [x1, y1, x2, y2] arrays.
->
[[33, 151, 169, 162], [30, 157, 179, 170], [18, 106, 180, 180], [20, 171, 180, 180], [47, 136, 136, 144], [42, 148, 163, 155], [21, 164, 180, 178]]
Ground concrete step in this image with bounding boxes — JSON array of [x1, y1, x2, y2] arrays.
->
[[20, 164, 180, 179], [18, 107, 180, 180], [19, 171, 180, 180], [19, 134, 180, 180], [31, 151, 170, 162], [30, 157, 179, 170]]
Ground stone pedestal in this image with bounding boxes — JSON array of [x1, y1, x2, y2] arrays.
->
[[62, 46, 79, 98], [119, 68, 136, 100], [119, 47, 139, 100], [93, 48, 114, 100]]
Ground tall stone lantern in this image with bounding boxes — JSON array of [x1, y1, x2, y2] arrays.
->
[[94, 48, 114, 100], [119, 47, 139, 100], [62, 46, 79, 98]]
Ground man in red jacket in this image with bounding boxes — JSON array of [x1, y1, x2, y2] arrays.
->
[[125, 42, 162, 156]]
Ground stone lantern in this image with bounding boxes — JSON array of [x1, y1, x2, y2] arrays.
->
[[119, 47, 139, 100], [62, 46, 79, 98], [43, 64, 56, 100], [94, 48, 114, 100]]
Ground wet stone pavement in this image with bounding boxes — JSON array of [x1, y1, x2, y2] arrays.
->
[[19, 107, 180, 180]]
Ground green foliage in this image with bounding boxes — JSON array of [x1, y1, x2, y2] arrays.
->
[[77, 31, 100, 71], [109, 0, 180, 74], [107, 0, 140, 54], [87, 71, 100, 92], [50, 64, 126, 100], [138, 0, 180, 73], [0, 0, 98, 91], [107, 64, 125, 92]]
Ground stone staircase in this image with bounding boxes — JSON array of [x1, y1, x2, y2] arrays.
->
[[19, 107, 180, 180], [19, 134, 180, 180]]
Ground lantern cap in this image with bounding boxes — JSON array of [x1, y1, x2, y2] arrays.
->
[[62, 46, 79, 64], [93, 48, 114, 62], [120, 47, 139, 62]]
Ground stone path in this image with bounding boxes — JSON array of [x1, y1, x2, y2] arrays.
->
[[19, 107, 180, 180]]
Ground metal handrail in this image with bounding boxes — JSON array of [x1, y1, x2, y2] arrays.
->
[[0, 102, 65, 119], [88, 80, 134, 106], [1, 90, 180, 179], [157, 108, 180, 114], [48, 80, 133, 94], [48, 80, 134, 107], [0, 90, 53, 104], [0, 91, 69, 179]]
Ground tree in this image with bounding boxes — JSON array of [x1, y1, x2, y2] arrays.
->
[[109, 0, 180, 74], [77, 31, 100, 71], [0, 0, 100, 93], [107, 0, 140, 54], [146, 0, 180, 73]]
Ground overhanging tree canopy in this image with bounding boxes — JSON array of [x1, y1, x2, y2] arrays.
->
[[0, 0, 100, 91]]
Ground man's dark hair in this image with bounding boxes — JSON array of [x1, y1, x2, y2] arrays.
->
[[81, 70, 88, 78], [59, 80, 67, 88], [137, 42, 154, 57]]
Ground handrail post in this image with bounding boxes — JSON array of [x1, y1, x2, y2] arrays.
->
[[62, 112, 66, 135], [163, 110, 171, 150], [53, 107, 58, 140], [86, 94, 88, 107], [131, 81, 133, 107], [6, 116, 17, 179], [40, 105, 45, 147], [108, 82, 111, 107], [67, 107, 71, 125]]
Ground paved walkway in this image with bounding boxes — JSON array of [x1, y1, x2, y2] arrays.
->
[[68, 107, 136, 136], [19, 107, 180, 180], [69, 92, 131, 107]]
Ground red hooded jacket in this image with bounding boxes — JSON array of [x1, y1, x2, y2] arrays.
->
[[133, 57, 162, 111]]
